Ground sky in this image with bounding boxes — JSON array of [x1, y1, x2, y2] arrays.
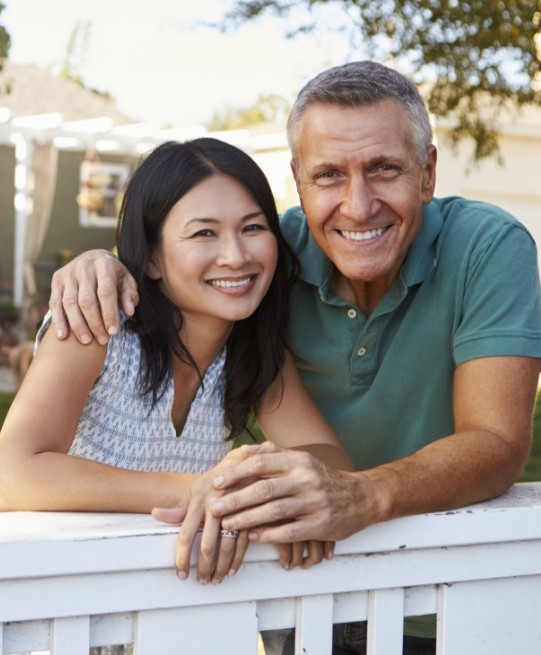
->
[[2, 0, 356, 127]]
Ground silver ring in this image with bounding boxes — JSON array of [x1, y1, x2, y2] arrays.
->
[[220, 529, 239, 539]]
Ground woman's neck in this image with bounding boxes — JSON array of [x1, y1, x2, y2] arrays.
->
[[178, 316, 232, 373]]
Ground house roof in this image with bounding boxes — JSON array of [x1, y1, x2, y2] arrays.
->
[[0, 62, 134, 124]]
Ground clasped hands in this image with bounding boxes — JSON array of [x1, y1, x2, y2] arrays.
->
[[152, 441, 352, 584]]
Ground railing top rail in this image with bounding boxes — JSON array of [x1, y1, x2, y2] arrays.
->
[[1, 482, 541, 581]]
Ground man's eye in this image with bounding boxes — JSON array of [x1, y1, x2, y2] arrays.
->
[[373, 163, 399, 176], [315, 171, 339, 184]]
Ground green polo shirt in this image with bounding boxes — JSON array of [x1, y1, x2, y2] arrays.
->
[[281, 196, 541, 470], [281, 197, 541, 639]]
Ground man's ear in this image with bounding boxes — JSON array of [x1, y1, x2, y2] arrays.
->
[[290, 159, 302, 201], [146, 247, 162, 280], [421, 145, 437, 204]]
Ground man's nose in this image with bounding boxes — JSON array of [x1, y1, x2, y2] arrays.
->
[[341, 176, 377, 221]]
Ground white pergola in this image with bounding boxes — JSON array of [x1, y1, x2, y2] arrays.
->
[[0, 110, 276, 311]]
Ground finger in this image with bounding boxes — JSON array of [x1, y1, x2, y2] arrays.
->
[[49, 277, 69, 340], [323, 541, 335, 560], [175, 511, 204, 580], [94, 256, 128, 334], [119, 273, 139, 317], [275, 543, 293, 570], [302, 541, 324, 569], [212, 444, 286, 490], [74, 288, 109, 345], [151, 506, 186, 525], [196, 517, 221, 584], [289, 541, 306, 569], [50, 269, 95, 345], [214, 475, 309, 531], [247, 518, 319, 545], [228, 529, 249, 575], [211, 530, 248, 584]]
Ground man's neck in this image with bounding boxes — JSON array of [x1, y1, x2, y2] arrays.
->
[[332, 269, 393, 317]]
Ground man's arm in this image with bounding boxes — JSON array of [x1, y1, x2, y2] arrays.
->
[[50, 250, 138, 345], [210, 356, 540, 543]]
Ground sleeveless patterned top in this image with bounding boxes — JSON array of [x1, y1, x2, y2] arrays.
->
[[37, 315, 231, 473]]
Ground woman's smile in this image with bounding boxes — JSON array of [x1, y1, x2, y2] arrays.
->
[[146, 173, 278, 333]]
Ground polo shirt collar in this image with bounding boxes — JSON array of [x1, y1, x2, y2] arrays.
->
[[299, 200, 443, 296], [401, 200, 443, 286]]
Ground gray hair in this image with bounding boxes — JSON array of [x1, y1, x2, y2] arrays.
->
[[287, 61, 433, 167]]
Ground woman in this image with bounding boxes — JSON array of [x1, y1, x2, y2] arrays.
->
[[0, 138, 352, 584]]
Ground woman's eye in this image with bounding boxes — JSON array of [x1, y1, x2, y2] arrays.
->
[[192, 229, 215, 238], [244, 223, 267, 232]]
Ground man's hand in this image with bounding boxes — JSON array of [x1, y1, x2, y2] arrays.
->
[[210, 443, 369, 544], [49, 250, 139, 345]]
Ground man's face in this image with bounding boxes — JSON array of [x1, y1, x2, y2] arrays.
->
[[291, 100, 437, 309]]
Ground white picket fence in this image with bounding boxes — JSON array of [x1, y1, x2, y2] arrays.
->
[[1, 482, 541, 655]]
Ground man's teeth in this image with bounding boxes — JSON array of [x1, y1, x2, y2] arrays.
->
[[210, 277, 252, 288], [341, 227, 386, 241]]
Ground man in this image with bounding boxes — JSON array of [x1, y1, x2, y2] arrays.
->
[[49, 62, 541, 653]]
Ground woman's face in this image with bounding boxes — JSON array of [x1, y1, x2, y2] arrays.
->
[[147, 173, 278, 336]]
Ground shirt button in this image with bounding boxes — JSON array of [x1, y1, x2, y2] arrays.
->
[[357, 346, 367, 357], [347, 308, 357, 319]]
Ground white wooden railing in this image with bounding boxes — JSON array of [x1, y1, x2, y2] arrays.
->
[[1, 482, 541, 655]]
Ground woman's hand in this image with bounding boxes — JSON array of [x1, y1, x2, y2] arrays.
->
[[152, 445, 268, 584]]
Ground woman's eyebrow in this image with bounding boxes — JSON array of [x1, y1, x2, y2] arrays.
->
[[185, 211, 264, 227]]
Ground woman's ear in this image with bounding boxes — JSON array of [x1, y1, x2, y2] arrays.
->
[[146, 247, 162, 280]]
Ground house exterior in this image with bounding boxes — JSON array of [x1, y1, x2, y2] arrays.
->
[[0, 63, 140, 320], [0, 62, 540, 333]]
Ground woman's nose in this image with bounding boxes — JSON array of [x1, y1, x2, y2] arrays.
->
[[215, 234, 251, 267]]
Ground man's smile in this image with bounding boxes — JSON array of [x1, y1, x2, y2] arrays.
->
[[338, 226, 390, 242]]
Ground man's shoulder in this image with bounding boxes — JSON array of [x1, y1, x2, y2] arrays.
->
[[280, 206, 310, 249], [280, 206, 331, 285], [436, 195, 529, 233], [429, 195, 535, 258]]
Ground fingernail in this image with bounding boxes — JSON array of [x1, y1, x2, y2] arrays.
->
[[212, 501, 224, 515], [214, 475, 224, 488], [211, 578, 222, 586], [248, 531, 258, 542], [227, 569, 236, 577], [97, 335, 108, 345], [81, 334, 91, 345], [198, 577, 208, 585], [56, 328, 65, 339], [177, 570, 187, 581], [325, 549, 335, 561], [107, 326, 118, 336]]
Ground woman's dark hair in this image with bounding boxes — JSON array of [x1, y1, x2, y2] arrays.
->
[[116, 138, 298, 439]]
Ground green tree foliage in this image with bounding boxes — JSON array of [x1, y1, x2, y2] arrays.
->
[[60, 21, 92, 86], [207, 93, 291, 130], [223, 0, 541, 161], [59, 21, 110, 97], [0, 1, 11, 68]]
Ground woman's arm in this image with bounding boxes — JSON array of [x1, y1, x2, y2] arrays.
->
[[0, 327, 194, 513], [256, 350, 354, 471]]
